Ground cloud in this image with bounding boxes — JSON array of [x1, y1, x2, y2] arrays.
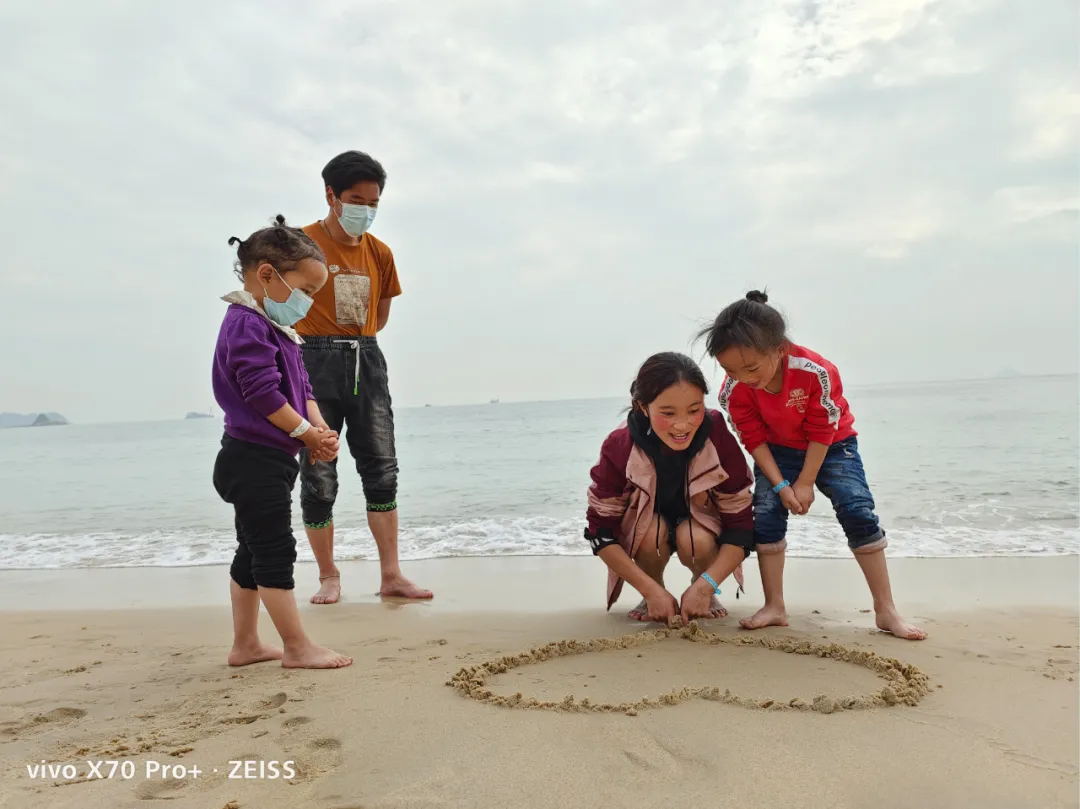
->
[[0, 0, 1075, 422]]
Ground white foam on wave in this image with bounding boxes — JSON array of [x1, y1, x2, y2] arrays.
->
[[0, 516, 1076, 569]]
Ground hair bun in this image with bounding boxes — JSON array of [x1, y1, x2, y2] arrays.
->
[[745, 290, 769, 304]]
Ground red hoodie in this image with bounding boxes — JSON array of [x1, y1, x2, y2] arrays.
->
[[718, 343, 857, 454]]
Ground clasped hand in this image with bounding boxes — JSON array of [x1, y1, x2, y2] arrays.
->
[[779, 480, 815, 515], [301, 425, 340, 463]]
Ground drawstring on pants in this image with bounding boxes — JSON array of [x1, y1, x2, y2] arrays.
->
[[333, 339, 361, 395]]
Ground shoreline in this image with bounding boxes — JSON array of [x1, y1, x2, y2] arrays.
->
[[0, 555, 1075, 613]]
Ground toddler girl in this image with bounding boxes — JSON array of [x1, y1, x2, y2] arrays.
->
[[212, 215, 354, 668]]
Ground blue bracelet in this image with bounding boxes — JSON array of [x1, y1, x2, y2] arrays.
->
[[701, 572, 721, 594], [772, 479, 790, 494]]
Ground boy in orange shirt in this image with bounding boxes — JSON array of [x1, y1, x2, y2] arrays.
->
[[294, 150, 432, 605]]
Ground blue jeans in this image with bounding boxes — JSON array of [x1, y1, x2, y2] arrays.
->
[[752, 437, 886, 550]]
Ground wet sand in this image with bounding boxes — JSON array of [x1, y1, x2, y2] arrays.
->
[[0, 556, 1076, 808]]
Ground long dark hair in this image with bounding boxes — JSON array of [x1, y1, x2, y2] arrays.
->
[[629, 352, 709, 412]]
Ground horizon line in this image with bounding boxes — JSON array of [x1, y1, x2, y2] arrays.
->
[[6, 370, 1076, 427]]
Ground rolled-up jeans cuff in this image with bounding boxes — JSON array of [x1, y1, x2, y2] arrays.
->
[[850, 533, 887, 554], [754, 538, 788, 555]]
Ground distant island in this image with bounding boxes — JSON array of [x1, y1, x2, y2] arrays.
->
[[0, 411, 68, 428]]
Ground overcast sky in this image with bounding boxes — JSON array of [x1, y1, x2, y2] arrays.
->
[[2, 0, 1076, 423]]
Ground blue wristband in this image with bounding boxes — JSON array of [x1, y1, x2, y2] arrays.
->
[[772, 479, 790, 494], [701, 572, 720, 594]]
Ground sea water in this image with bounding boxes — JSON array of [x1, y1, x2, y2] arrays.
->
[[0, 375, 1076, 569]]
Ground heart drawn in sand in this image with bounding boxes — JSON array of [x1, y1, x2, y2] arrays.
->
[[447, 620, 931, 717]]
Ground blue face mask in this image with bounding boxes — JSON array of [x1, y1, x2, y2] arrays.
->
[[262, 269, 313, 327], [338, 201, 377, 237]]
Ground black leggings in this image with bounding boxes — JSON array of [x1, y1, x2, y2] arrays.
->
[[213, 435, 299, 591]]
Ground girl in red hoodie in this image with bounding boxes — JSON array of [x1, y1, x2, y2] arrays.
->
[[700, 291, 925, 640]]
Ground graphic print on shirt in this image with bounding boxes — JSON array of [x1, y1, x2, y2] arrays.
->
[[333, 272, 370, 328], [788, 355, 841, 424], [786, 387, 808, 413]]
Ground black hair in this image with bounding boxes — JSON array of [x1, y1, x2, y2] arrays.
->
[[322, 150, 387, 197], [696, 290, 789, 357], [629, 352, 709, 411], [228, 214, 326, 281]]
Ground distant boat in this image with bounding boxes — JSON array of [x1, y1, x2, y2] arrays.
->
[[185, 405, 215, 420], [489, 398, 500, 404]]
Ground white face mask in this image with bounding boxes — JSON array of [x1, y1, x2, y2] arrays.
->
[[337, 201, 377, 237]]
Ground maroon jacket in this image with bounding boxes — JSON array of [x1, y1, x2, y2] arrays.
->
[[584, 409, 755, 609]]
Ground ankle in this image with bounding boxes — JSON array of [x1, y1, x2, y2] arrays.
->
[[763, 598, 787, 611], [282, 637, 315, 655], [231, 635, 262, 650]]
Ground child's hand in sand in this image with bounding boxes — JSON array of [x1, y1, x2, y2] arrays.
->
[[644, 586, 680, 624], [779, 486, 805, 515], [679, 579, 718, 622]]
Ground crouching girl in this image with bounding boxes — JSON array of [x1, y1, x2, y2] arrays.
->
[[585, 352, 755, 624]]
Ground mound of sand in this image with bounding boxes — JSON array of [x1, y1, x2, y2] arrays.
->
[[447, 619, 931, 716]]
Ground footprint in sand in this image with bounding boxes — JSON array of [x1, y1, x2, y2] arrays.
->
[[283, 716, 313, 730], [135, 777, 189, 801], [291, 737, 344, 782], [262, 692, 288, 709], [3, 707, 87, 737]]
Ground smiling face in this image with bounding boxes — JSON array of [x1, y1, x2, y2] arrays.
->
[[640, 380, 707, 450], [716, 345, 785, 393]]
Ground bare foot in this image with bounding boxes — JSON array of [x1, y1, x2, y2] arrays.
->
[[311, 574, 341, 605], [739, 604, 789, 630], [875, 608, 927, 640], [227, 642, 283, 667], [628, 599, 649, 621], [379, 573, 433, 600], [282, 644, 353, 669], [707, 596, 728, 619]]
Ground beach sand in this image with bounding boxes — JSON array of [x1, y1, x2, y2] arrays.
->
[[0, 556, 1076, 808]]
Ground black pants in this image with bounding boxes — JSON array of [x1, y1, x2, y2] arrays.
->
[[299, 335, 398, 527], [213, 436, 299, 591]]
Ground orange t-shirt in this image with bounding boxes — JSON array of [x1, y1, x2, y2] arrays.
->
[[295, 222, 402, 337]]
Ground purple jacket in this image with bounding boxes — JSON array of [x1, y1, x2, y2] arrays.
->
[[212, 292, 313, 456]]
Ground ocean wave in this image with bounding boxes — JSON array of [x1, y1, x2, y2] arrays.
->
[[0, 516, 1076, 569]]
